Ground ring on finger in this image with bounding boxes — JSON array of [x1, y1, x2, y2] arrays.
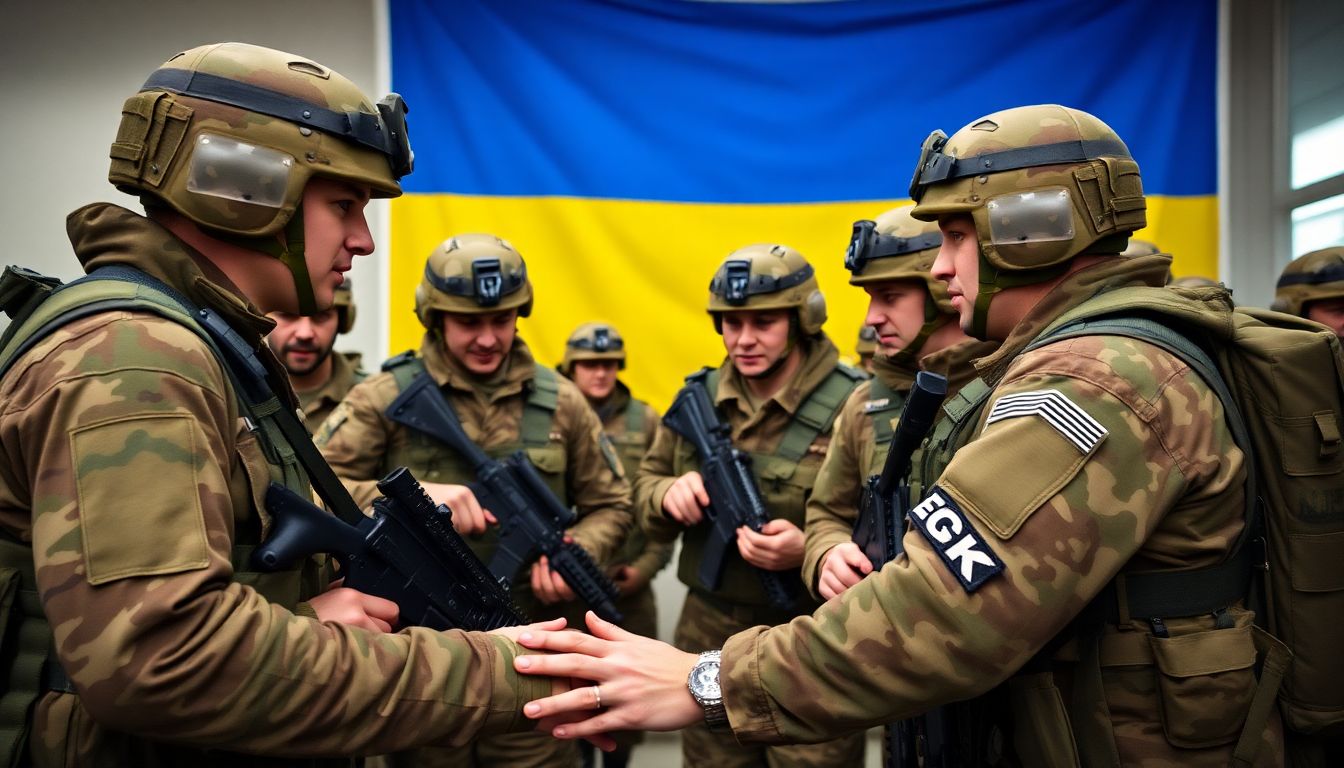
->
[[592, 685, 603, 709]]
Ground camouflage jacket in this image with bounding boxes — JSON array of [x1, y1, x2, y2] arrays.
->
[[0, 204, 552, 764], [590, 383, 672, 582], [298, 351, 365, 429], [800, 338, 997, 596], [719, 253, 1281, 766], [636, 335, 858, 609], [316, 335, 632, 576]]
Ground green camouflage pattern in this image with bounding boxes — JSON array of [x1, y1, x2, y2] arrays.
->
[[297, 351, 366, 430], [706, 244, 827, 335], [0, 204, 552, 765], [718, 252, 1284, 766], [109, 42, 401, 240], [1271, 246, 1344, 317], [801, 339, 997, 596], [595, 384, 672, 589], [637, 334, 855, 609], [674, 592, 865, 766], [910, 104, 1146, 272], [413, 234, 533, 326]]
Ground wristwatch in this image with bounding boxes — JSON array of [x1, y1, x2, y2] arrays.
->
[[687, 649, 729, 731]]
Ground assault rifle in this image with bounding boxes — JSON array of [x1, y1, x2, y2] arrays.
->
[[848, 370, 950, 768], [852, 370, 949, 570], [253, 467, 527, 631], [662, 377, 795, 610], [385, 372, 623, 623]]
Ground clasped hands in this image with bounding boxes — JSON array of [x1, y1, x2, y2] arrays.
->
[[507, 611, 707, 751]]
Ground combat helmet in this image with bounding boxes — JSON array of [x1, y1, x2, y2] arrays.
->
[[707, 244, 826, 335], [332, 278, 357, 334], [108, 42, 413, 315], [855, 325, 878, 358], [415, 233, 533, 328], [1272, 246, 1344, 317], [560, 322, 626, 375], [846, 205, 954, 364], [909, 104, 1146, 337]]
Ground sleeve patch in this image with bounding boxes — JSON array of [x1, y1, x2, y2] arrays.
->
[[909, 486, 1004, 593], [313, 402, 350, 447], [986, 389, 1107, 453]]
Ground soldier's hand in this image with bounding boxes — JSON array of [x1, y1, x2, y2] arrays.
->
[[818, 542, 872, 600], [736, 519, 804, 571], [662, 471, 709, 526], [531, 555, 578, 603], [490, 617, 568, 642], [423, 482, 497, 534], [611, 565, 651, 596], [310, 582, 400, 633]]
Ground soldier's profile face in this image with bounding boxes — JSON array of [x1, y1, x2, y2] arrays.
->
[[441, 309, 518, 375], [301, 177, 374, 311], [863, 279, 927, 355], [572, 360, 619, 401], [1306, 296, 1344, 339], [721, 310, 791, 377], [267, 309, 340, 377], [932, 214, 981, 333]]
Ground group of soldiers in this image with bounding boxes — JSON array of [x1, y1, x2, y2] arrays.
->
[[0, 39, 1341, 768]]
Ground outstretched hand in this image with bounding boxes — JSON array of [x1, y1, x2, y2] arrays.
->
[[513, 611, 704, 743]]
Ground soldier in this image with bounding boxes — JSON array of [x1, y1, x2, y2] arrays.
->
[[1272, 246, 1344, 338], [0, 42, 571, 766], [634, 244, 866, 767], [267, 278, 367, 428], [804, 205, 996, 602], [513, 105, 1283, 768], [558, 322, 672, 768], [317, 234, 632, 767], [855, 325, 878, 373]]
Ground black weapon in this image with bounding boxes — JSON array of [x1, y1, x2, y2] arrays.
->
[[661, 378, 795, 610], [852, 371, 949, 571], [385, 372, 623, 623], [252, 467, 526, 631]]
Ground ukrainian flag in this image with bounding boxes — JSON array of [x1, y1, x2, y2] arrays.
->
[[389, 0, 1217, 409]]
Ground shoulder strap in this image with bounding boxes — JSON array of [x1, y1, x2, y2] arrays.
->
[[521, 364, 560, 447], [1030, 315, 1257, 620], [777, 366, 862, 463], [624, 398, 646, 434], [387, 354, 426, 392]]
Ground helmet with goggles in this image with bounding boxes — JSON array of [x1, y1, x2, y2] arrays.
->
[[560, 322, 626, 375], [415, 233, 533, 328], [707, 244, 826, 335], [108, 42, 413, 315], [909, 104, 1146, 337], [1271, 247, 1344, 318]]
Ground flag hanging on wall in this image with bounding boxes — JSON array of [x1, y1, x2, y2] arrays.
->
[[389, 0, 1217, 410]]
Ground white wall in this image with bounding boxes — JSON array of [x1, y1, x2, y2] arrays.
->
[[0, 0, 387, 360]]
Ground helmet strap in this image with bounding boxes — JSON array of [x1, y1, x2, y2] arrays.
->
[[888, 298, 944, 367], [217, 203, 317, 315], [972, 249, 1070, 339]]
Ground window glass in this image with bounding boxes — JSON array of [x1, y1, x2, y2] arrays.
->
[[1292, 193, 1344, 257], [1289, 0, 1344, 189]]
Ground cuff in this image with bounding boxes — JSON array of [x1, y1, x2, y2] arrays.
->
[[483, 635, 556, 734], [720, 626, 784, 743]]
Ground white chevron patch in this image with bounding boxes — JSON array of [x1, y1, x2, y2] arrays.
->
[[986, 389, 1107, 453]]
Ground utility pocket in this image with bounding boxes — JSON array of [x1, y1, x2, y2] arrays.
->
[[1149, 624, 1256, 748], [524, 445, 569, 500]]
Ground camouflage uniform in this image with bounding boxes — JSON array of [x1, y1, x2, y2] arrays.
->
[[801, 340, 995, 597], [298, 351, 366, 429], [318, 334, 632, 768], [638, 336, 866, 767], [0, 204, 553, 766]]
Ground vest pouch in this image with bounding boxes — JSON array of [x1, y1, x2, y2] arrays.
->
[[524, 445, 569, 501], [1149, 624, 1257, 749], [1006, 670, 1080, 768]]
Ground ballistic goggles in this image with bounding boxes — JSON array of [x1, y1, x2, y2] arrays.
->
[[569, 328, 623, 353]]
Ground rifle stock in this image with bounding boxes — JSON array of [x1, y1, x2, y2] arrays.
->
[[663, 378, 796, 610], [253, 467, 526, 631]]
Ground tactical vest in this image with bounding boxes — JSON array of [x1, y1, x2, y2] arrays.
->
[[382, 355, 565, 568], [607, 399, 650, 480], [672, 364, 861, 609], [864, 377, 909, 478], [0, 267, 321, 764]]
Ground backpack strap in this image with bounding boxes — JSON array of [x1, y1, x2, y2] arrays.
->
[[776, 365, 863, 462]]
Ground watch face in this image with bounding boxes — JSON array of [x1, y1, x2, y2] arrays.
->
[[691, 661, 722, 700]]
